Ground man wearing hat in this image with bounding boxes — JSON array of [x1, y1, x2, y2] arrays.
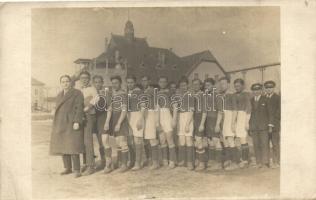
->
[[264, 80, 280, 168], [249, 83, 270, 168]]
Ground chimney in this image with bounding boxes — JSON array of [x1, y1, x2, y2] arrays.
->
[[104, 37, 108, 52]]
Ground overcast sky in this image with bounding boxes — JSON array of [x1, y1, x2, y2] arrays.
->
[[32, 7, 280, 87]]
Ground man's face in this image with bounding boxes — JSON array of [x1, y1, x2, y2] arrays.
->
[[253, 89, 262, 96], [179, 82, 188, 92], [126, 78, 136, 90], [158, 78, 168, 89], [141, 77, 149, 89], [234, 82, 244, 93], [111, 79, 121, 91], [219, 80, 229, 93], [192, 80, 201, 92], [60, 77, 71, 90], [204, 81, 214, 91], [80, 74, 90, 86], [93, 78, 103, 90], [265, 87, 274, 94], [170, 83, 177, 91]]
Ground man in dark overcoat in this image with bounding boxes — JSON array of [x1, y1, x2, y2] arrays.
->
[[50, 75, 85, 178]]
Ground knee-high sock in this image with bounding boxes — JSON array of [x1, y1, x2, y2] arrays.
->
[[230, 147, 240, 163], [215, 149, 222, 163], [209, 147, 216, 161], [161, 146, 168, 161], [241, 144, 249, 161], [121, 150, 128, 167], [178, 146, 185, 163], [104, 148, 112, 168], [224, 147, 231, 162], [151, 145, 159, 162], [128, 145, 135, 166], [135, 144, 142, 165], [99, 147, 105, 162], [186, 146, 194, 164], [169, 147, 176, 163]]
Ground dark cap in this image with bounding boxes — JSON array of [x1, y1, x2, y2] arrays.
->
[[264, 81, 276, 88], [251, 83, 263, 91]]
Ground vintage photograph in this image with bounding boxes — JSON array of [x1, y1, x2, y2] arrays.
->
[[31, 7, 280, 199]]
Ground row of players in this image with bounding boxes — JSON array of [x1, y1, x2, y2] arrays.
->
[[50, 71, 280, 178]]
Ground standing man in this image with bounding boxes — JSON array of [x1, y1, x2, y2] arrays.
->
[[217, 77, 239, 170], [92, 75, 108, 170], [192, 79, 207, 171], [264, 81, 280, 168], [78, 71, 99, 176], [233, 78, 251, 168], [141, 75, 153, 166], [249, 83, 270, 168], [126, 76, 145, 170], [142, 78, 161, 170], [204, 78, 223, 170], [157, 76, 178, 169], [104, 75, 130, 173], [176, 76, 195, 170]]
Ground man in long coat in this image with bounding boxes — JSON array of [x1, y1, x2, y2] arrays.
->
[[50, 75, 85, 178]]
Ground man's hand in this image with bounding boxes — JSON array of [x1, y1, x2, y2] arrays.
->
[[136, 119, 143, 130], [114, 123, 121, 132], [104, 123, 109, 131], [73, 123, 79, 130], [84, 106, 90, 112], [198, 125, 205, 133]]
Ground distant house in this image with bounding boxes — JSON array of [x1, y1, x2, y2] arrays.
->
[[73, 20, 225, 87], [31, 77, 45, 111]]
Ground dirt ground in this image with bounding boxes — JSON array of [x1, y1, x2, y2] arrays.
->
[[32, 120, 280, 199]]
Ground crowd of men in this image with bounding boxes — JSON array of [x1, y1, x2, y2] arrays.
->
[[60, 71, 280, 177]]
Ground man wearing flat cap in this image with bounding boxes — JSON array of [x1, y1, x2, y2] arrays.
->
[[264, 80, 280, 168], [249, 83, 270, 168]]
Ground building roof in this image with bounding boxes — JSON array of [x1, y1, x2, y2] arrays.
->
[[74, 20, 225, 83], [32, 78, 45, 86]]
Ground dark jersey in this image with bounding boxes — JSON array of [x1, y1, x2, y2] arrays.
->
[[157, 88, 172, 109], [127, 87, 143, 112]]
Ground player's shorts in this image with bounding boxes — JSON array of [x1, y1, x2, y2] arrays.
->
[[144, 110, 158, 140], [193, 112, 205, 137], [177, 112, 194, 137], [236, 111, 248, 138], [222, 110, 235, 137], [106, 111, 129, 137], [93, 112, 107, 135], [127, 111, 144, 138], [205, 115, 219, 138], [159, 108, 173, 133]]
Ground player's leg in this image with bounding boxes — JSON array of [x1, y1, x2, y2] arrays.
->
[[166, 131, 176, 168], [103, 134, 112, 173], [178, 135, 186, 166], [82, 114, 96, 176], [132, 136, 143, 170], [127, 134, 135, 168], [195, 136, 205, 171], [185, 136, 194, 170], [212, 137, 223, 170], [149, 138, 160, 170], [239, 136, 250, 168], [159, 131, 168, 166], [116, 136, 129, 172], [224, 136, 239, 170]]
